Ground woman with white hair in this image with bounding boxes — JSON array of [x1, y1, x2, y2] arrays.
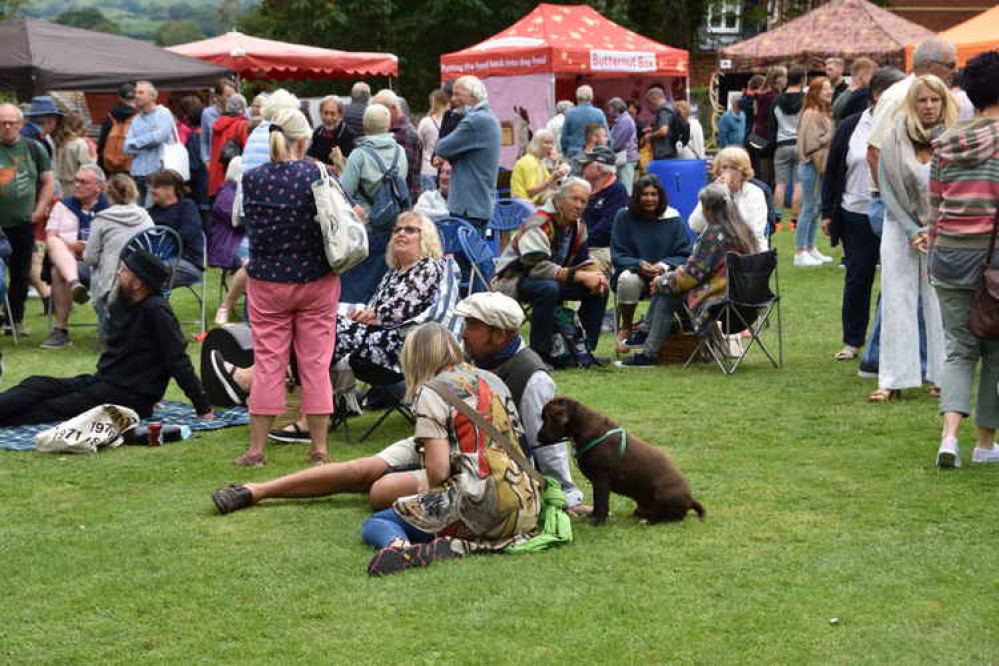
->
[[545, 100, 574, 159], [226, 107, 339, 468], [619, 184, 759, 367], [510, 129, 567, 204], [241, 89, 300, 173], [208, 93, 248, 196]]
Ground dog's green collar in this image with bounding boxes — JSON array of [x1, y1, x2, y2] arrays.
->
[[575, 427, 627, 460]]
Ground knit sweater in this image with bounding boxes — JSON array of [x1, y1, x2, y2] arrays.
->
[[610, 206, 691, 286], [929, 117, 999, 248], [796, 108, 833, 174]]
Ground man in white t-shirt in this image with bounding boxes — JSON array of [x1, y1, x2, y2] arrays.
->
[[866, 37, 958, 193]]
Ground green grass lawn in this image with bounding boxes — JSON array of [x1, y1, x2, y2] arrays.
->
[[1, 232, 997, 664]]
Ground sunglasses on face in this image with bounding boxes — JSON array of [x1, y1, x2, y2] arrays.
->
[[392, 225, 421, 236]]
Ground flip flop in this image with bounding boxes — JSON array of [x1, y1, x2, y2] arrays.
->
[[211, 350, 249, 406], [834, 346, 860, 360], [268, 422, 311, 444]]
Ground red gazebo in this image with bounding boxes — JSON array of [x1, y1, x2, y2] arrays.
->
[[168, 31, 398, 80]]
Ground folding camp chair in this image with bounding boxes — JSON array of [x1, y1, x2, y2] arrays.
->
[[488, 197, 534, 254], [435, 216, 480, 294], [683, 249, 783, 374], [121, 225, 183, 287], [172, 230, 208, 335], [456, 225, 496, 295]]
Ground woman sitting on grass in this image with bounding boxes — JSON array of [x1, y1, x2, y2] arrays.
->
[[361, 322, 542, 576], [618, 184, 759, 367]]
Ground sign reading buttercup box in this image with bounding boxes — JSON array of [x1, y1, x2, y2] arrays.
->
[[589, 50, 657, 72]]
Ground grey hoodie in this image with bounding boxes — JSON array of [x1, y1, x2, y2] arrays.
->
[[83, 204, 154, 300], [339, 133, 408, 213]]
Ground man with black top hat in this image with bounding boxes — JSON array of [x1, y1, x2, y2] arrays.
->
[[0, 250, 212, 426]]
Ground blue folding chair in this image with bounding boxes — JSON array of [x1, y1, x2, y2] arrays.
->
[[121, 225, 183, 288], [456, 225, 496, 295], [434, 216, 480, 295], [488, 197, 534, 254]]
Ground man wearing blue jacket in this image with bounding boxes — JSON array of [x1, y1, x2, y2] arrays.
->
[[124, 80, 176, 205], [560, 85, 608, 159], [434, 75, 501, 232]]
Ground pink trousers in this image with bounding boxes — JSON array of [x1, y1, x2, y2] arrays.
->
[[247, 273, 340, 416]]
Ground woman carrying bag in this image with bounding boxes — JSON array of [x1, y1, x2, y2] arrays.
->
[[926, 53, 999, 467]]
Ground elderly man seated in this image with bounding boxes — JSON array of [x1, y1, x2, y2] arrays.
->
[[211, 291, 588, 516], [580, 145, 629, 279], [491, 177, 609, 369], [0, 250, 212, 425], [41, 165, 110, 349]]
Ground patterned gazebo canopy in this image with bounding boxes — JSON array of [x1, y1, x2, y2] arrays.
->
[[719, 0, 935, 71]]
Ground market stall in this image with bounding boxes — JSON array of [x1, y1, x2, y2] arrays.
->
[[906, 3, 999, 69], [440, 3, 688, 167]]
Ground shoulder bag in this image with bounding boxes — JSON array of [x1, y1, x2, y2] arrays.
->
[[966, 208, 999, 340], [161, 116, 191, 181], [311, 161, 369, 273]]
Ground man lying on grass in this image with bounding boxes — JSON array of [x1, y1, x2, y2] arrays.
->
[[213, 292, 590, 519], [0, 250, 212, 426]]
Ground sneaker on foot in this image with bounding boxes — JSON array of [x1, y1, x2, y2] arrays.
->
[[615, 352, 657, 367], [794, 253, 822, 267], [367, 537, 459, 576], [70, 280, 89, 305], [809, 248, 833, 264], [40, 328, 72, 349], [936, 438, 961, 468], [971, 446, 999, 463]]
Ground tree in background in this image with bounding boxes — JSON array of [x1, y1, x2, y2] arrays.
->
[[0, 0, 28, 20], [155, 18, 206, 46], [55, 7, 120, 33]]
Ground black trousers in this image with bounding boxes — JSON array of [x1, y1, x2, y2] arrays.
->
[[5, 223, 35, 324], [839, 208, 880, 348], [0, 374, 152, 426]]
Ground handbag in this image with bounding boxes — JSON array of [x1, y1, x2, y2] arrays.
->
[[311, 161, 369, 273], [219, 137, 242, 165], [161, 119, 191, 181], [747, 132, 770, 152], [967, 209, 999, 340]]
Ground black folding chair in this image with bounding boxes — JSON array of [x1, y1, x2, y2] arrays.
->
[[349, 355, 415, 442], [683, 249, 783, 374]]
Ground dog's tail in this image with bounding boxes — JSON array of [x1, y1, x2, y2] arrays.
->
[[691, 499, 706, 521]]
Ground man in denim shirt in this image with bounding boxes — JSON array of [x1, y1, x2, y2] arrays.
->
[[124, 80, 176, 204]]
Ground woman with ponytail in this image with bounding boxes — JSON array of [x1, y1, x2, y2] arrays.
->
[[619, 184, 758, 367], [225, 106, 340, 467]]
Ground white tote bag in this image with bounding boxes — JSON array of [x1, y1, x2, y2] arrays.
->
[[311, 161, 368, 274], [35, 404, 140, 454], [161, 116, 191, 181]]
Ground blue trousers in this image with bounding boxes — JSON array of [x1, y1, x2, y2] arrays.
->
[[518, 277, 608, 356], [361, 509, 433, 549]]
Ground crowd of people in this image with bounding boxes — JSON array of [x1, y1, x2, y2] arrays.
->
[[2, 38, 999, 575]]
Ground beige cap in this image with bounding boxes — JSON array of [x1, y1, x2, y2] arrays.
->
[[455, 292, 525, 331]]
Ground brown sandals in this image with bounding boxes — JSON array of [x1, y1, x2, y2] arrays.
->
[[868, 389, 901, 403]]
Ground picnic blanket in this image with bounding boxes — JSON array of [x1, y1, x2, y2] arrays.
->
[[0, 401, 250, 452]]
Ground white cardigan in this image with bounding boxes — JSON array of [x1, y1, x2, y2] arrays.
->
[[688, 181, 769, 250]]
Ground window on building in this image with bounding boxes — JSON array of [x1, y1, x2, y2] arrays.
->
[[706, 1, 743, 35]]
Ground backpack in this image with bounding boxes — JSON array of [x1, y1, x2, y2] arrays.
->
[[103, 114, 134, 174], [360, 144, 411, 231], [550, 306, 601, 369]]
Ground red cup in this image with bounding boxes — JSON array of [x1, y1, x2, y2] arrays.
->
[[148, 422, 163, 447]]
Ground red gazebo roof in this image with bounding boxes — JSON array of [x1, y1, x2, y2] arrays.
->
[[441, 4, 688, 79], [168, 31, 398, 81]]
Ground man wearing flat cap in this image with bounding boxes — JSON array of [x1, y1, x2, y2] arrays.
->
[[0, 250, 212, 426], [211, 292, 589, 516], [580, 145, 629, 279], [456, 292, 587, 512]]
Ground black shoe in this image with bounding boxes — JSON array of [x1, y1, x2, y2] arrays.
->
[[615, 352, 657, 367], [367, 538, 459, 577], [40, 328, 71, 349], [625, 330, 648, 346], [212, 484, 254, 515], [268, 423, 311, 444], [540, 353, 576, 371]]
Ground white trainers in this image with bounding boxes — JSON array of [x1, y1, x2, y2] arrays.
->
[[810, 248, 834, 263], [936, 438, 961, 468], [794, 252, 822, 267], [971, 446, 999, 463]]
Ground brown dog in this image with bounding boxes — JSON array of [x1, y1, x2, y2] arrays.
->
[[537, 396, 705, 526]]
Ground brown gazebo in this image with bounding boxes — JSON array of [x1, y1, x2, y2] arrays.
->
[[718, 0, 935, 71]]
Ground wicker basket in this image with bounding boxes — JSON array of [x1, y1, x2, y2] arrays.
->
[[657, 331, 701, 365]]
